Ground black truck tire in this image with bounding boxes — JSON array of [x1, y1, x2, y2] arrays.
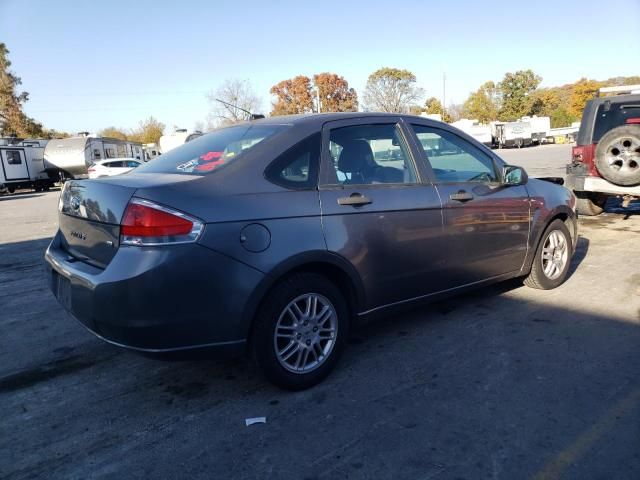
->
[[574, 192, 607, 216], [594, 125, 640, 186]]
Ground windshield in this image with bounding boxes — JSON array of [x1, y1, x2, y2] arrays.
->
[[136, 124, 288, 175]]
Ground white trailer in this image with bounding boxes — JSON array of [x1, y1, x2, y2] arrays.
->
[[520, 116, 551, 144], [43, 133, 144, 180], [159, 129, 203, 154], [491, 121, 533, 148], [143, 143, 161, 160], [0, 138, 55, 194], [450, 119, 493, 147]]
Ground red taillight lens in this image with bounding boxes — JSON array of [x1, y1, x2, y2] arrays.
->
[[120, 199, 203, 245], [88, 167, 95, 173], [572, 146, 583, 163]]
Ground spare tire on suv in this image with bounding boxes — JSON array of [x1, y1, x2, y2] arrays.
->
[[594, 125, 640, 187]]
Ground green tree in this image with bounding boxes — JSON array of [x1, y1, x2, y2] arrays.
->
[[99, 127, 128, 140], [568, 78, 602, 118], [313, 72, 358, 112], [462, 81, 499, 123], [422, 97, 452, 122], [550, 107, 577, 128], [270, 76, 314, 116], [0, 43, 45, 137], [498, 70, 542, 121], [128, 116, 165, 144], [527, 88, 561, 117], [363, 67, 423, 113]]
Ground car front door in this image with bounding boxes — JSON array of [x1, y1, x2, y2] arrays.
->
[[408, 123, 531, 287], [318, 118, 445, 312]]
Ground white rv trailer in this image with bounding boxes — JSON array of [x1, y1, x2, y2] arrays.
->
[[520, 116, 551, 144], [450, 119, 492, 147], [43, 133, 143, 179], [143, 143, 161, 160], [491, 121, 533, 148], [159, 129, 203, 154], [0, 137, 55, 193]]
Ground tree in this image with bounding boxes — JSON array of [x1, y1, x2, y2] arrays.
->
[[0, 43, 45, 137], [270, 76, 314, 116], [447, 103, 464, 122], [498, 70, 542, 121], [207, 79, 262, 127], [362, 67, 423, 113], [99, 127, 128, 140], [568, 78, 602, 118], [313, 73, 358, 112], [128, 116, 165, 144], [527, 88, 561, 117], [422, 97, 452, 122], [550, 107, 577, 128], [462, 81, 499, 123]]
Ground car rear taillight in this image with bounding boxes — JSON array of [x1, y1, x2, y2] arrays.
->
[[120, 198, 203, 246], [571, 146, 583, 163], [88, 167, 96, 173]]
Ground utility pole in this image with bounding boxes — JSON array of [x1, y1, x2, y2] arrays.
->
[[442, 72, 447, 121]]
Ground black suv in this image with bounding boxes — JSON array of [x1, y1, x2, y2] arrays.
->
[[566, 87, 640, 215]]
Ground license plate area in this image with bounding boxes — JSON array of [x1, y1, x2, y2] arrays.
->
[[53, 270, 72, 311]]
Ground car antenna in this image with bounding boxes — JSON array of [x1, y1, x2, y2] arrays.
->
[[215, 99, 265, 121]]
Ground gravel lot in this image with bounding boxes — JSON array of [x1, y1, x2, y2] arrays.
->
[[1, 144, 639, 480]]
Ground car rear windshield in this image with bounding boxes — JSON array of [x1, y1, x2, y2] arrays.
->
[[135, 124, 288, 175]]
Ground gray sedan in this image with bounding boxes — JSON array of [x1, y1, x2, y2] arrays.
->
[[46, 113, 577, 390]]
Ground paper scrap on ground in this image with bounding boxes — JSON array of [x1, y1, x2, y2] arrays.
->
[[245, 417, 267, 426]]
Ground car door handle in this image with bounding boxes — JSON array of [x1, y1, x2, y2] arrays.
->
[[449, 190, 474, 202], [337, 193, 372, 206]]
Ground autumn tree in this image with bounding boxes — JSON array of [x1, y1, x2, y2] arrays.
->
[[363, 67, 423, 113], [498, 70, 542, 121], [568, 78, 602, 118], [128, 116, 165, 144], [99, 127, 129, 140], [270, 76, 313, 116], [207, 79, 262, 127], [462, 81, 499, 123], [0, 43, 45, 137], [313, 73, 358, 112]]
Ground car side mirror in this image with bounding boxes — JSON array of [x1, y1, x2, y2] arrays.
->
[[503, 165, 528, 186]]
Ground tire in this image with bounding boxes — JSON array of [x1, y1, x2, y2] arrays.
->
[[7, 187, 15, 194], [594, 125, 640, 186], [251, 273, 349, 390], [574, 191, 607, 216], [524, 219, 573, 290]]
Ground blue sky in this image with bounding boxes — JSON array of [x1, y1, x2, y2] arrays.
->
[[2, 0, 639, 133]]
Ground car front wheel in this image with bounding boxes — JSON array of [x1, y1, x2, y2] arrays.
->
[[252, 273, 348, 390], [524, 219, 573, 290]]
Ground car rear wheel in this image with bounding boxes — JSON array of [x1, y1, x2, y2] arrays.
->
[[524, 219, 573, 290], [595, 125, 640, 187], [252, 273, 348, 390], [574, 191, 607, 216]]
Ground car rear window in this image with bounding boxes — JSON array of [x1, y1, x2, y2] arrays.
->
[[136, 124, 287, 175]]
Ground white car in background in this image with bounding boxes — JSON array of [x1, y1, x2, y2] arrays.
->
[[88, 158, 143, 179]]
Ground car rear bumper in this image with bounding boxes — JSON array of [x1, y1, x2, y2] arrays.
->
[[45, 230, 265, 353], [565, 171, 640, 196]]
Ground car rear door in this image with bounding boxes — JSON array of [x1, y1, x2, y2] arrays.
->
[[318, 117, 445, 312], [407, 122, 531, 287]]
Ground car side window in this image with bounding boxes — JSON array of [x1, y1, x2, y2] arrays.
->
[[411, 124, 498, 183], [265, 133, 320, 189], [324, 124, 417, 186]]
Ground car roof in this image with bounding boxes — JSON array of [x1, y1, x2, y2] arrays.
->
[[247, 112, 446, 128], [95, 157, 140, 164]]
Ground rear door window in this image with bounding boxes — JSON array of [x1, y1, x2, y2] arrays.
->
[[322, 124, 417, 185], [137, 124, 288, 175]]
